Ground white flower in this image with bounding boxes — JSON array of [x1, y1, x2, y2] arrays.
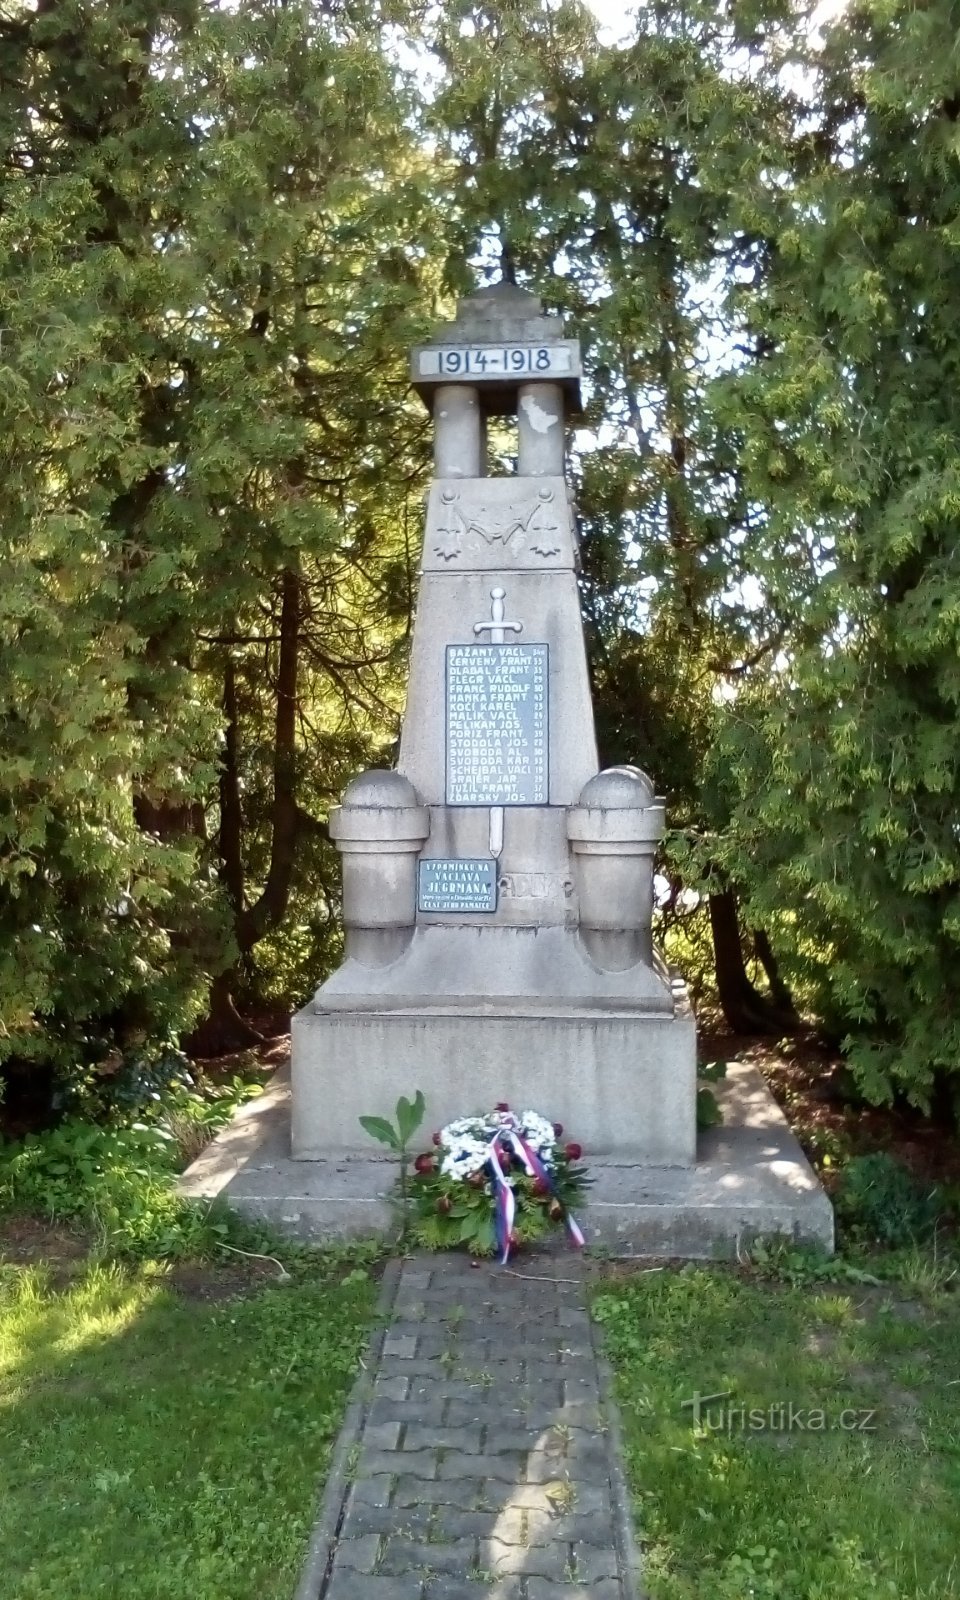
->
[[433, 1104, 575, 1184]]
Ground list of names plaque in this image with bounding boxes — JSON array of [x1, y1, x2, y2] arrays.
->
[[445, 643, 548, 805]]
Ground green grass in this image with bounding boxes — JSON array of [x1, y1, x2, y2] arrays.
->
[[0, 1251, 377, 1600], [593, 1263, 960, 1599]]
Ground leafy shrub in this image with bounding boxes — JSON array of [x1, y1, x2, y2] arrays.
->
[[0, 1120, 233, 1258], [155, 1073, 264, 1165], [53, 1043, 196, 1122], [834, 1152, 945, 1247]]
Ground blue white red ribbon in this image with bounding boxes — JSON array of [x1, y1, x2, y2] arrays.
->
[[484, 1123, 585, 1264]]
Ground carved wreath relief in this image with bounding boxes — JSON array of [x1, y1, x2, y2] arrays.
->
[[433, 486, 562, 563]]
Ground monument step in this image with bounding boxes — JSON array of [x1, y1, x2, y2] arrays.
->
[[180, 1060, 834, 1259]]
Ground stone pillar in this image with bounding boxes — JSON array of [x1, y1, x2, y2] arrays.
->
[[328, 770, 429, 967], [567, 767, 665, 970], [433, 385, 482, 477], [517, 381, 564, 476]]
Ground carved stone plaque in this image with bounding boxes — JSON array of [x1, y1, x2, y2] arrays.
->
[[418, 858, 497, 913], [445, 643, 548, 806]]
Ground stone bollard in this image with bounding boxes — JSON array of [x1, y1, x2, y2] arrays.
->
[[567, 766, 665, 970], [328, 770, 429, 967]]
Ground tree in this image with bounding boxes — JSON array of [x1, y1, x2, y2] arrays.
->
[[706, 0, 960, 1106], [422, 0, 801, 1027], [0, 0, 438, 1087]]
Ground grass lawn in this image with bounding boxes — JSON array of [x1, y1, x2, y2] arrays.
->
[[0, 1238, 377, 1600], [594, 1260, 960, 1600]]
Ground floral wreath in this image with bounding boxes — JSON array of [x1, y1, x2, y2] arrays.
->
[[411, 1103, 587, 1263]]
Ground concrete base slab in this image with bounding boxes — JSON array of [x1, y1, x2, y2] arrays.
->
[[180, 1059, 834, 1258]]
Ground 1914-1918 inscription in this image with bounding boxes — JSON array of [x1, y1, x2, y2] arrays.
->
[[418, 858, 497, 913], [445, 643, 548, 805]]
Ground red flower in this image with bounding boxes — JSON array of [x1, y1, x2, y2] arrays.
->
[[564, 1142, 582, 1162], [553, 1122, 564, 1138], [468, 1171, 485, 1188], [432, 1131, 442, 1146], [414, 1153, 436, 1175], [495, 1101, 510, 1112], [532, 1177, 549, 1196], [437, 1195, 452, 1214], [549, 1200, 564, 1221]]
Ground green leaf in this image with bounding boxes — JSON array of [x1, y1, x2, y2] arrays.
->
[[358, 1116, 399, 1150], [395, 1091, 426, 1146]]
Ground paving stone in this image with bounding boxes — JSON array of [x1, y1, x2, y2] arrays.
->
[[402, 1424, 483, 1454], [423, 1581, 523, 1600], [347, 1474, 395, 1509], [334, 1533, 381, 1572], [369, 1397, 447, 1428], [502, 1482, 611, 1517], [436, 1451, 527, 1481], [362, 1420, 404, 1451], [484, 1425, 559, 1454], [326, 1573, 424, 1600], [381, 1358, 477, 1380], [492, 1535, 578, 1573], [393, 1477, 498, 1511], [573, 1541, 621, 1581], [376, 1537, 479, 1576], [304, 1256, 632, 1600], [429, 1507, 503, 1541], [527, 1582, 622, 1600], [524, 1509, 618, 1547], [382, 1332, 418, 1359], [416, 1331, 465, 1359], [360, 1446, 437, 1478], [347, 1503, 437, 1539], [373, 1374, 410, 1401], [557, 1306, 593, 1330]]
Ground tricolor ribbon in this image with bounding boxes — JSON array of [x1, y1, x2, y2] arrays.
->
[[485, 1122, 585, 1264]]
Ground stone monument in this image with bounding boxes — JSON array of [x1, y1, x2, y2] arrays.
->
[[291, 282, 697, 1164]]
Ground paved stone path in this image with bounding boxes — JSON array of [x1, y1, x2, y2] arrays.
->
[[300, 1251, 641, 1600]]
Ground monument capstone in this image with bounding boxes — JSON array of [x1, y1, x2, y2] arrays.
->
[[292, 282, 697, 1164]]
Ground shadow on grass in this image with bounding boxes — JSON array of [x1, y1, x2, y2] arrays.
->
[[0, 1256, 375, 1600]]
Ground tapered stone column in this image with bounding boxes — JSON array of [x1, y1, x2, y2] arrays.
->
[[292, 280, 697, 1166]]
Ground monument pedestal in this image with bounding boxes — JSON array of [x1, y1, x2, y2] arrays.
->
[[291, 990, 696, 1164]]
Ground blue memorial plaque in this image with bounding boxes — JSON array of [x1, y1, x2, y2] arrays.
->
[[445, 643, 549, 806], [418, 858, 497, 913]]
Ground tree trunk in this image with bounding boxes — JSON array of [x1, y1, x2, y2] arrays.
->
[[186, 971, 264, 1058], [752, 926, 799, 1020], [236, 565, 302, 954], [709, 889, 793, 1035]]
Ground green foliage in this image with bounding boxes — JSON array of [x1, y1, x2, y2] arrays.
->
[[696, 1088, 723, 1131], [592, 1262, 960, 1598], [0, 1253, 375, 1599], [0, 1096, 256, 1258], [410, 1138, 587, 1256], [54, 1044, 195, 1122], [5, 0, 960, 1118], [359, 1090, 426, 1154], [834, 1153, 946, 1248], [0, 0, 438, 1092], [696, 1059, 727, 1129], [359, 1089, 427, 1241]]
